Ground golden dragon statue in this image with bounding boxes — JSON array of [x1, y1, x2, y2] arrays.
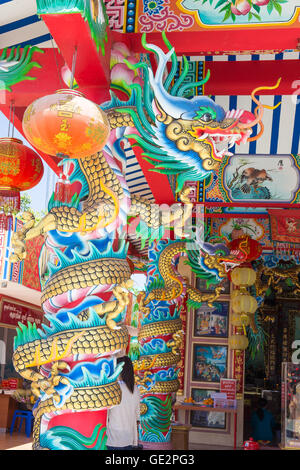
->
[[10, 31, 279, 449], [255, 259, 300, 298]]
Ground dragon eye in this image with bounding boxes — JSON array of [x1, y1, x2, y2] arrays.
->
[[201, 113, 213, 122], [193, 107, 217, 122]]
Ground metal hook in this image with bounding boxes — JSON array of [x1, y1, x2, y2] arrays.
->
[[70, 46, 78, 90]]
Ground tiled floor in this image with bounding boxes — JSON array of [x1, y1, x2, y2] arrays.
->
[[0, 432, 279, 451], [1, 432, 237, 451], [0, 431, 32, 450]]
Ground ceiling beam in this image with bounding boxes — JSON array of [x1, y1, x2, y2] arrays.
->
[[122, 28, 300, 56], [40, 12, 112, 104]]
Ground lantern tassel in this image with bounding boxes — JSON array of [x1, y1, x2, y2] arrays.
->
[[54, 172, 74, 204], [64, 178, 72, 204], [54, 174, 66, 203]]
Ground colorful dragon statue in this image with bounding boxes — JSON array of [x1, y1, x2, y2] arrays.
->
[[109, 33, 280, 194], [134, 225, 235, 448], [134, 238, 227, 448], [0, 45, 44, 92], [135, 240, 183, 448], [10, 31, 277, 450], [246, 258, 300, 359]]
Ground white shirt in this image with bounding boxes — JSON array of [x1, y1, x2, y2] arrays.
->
[[106, 381, 140, 448]]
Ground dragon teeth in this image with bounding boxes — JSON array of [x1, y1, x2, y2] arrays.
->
[[196, 133, 208, 141]]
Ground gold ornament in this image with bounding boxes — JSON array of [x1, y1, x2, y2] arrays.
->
[[231, 289, 241, 299], [231, 312, 250, 328], [231, 266, 256, 287], [232, 292, 258, 315], [228, 333, 249, 351]]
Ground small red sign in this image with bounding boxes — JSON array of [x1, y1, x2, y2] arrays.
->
[[220, 379, 237, 400], [8, 379, 18, 389], [1, 378, 18, 390], [1, 300, 43, 327]]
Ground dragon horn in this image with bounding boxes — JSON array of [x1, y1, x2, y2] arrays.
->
[[238, 78, 282, 130]]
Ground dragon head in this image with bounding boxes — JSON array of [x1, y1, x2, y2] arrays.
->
[[146, 41, 281, 192], [108, 32, 281, 193], [153, 96, 255, 178]]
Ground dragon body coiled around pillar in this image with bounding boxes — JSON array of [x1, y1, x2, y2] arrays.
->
[[10, 31, 277, 450], [12, 143, 136, 448], [11, 144, 195, 449]]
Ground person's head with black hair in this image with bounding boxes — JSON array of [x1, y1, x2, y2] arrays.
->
[[117, 356, 135, 393], [256, 397, 268, 421]]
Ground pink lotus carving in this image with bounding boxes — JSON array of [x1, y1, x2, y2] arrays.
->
[[110, 42, 143, 87]]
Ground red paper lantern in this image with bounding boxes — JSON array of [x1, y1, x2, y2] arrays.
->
[[228, 236, 262, 263], [22, 89, 110, 159], [0, 137, 44, 228]]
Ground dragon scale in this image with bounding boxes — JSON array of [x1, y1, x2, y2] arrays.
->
[[10, 30, 270, 449], [11, 142, 141, 449]]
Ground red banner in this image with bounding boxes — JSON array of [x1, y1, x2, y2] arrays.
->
[[233, 351, 245, 399], [177, 299, 187, 395], [1, 299, 43, 327], [269, 209, 300, 243], [22, 235, 45, 291]]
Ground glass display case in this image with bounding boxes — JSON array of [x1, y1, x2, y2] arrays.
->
[[281, 362, 300, 449]]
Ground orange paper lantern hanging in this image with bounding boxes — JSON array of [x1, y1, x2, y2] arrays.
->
[[22, 89, 110, 160], [0, 137, 44, 229]]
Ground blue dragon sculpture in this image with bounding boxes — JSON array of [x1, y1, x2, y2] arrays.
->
[[10, 32, 277, 450]]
